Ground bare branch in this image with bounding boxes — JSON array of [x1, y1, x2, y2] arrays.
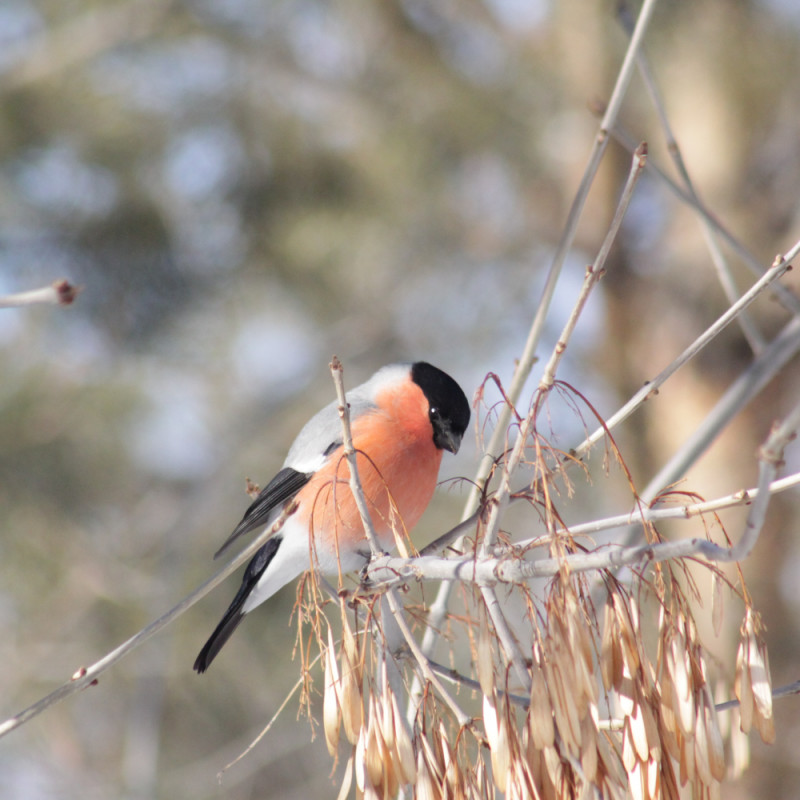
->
[[329, 356, 382, 555], [618, 3, 765, 352], [725, 398, 800, 562], [638, 312, 800, 509], [573, 254, 792, 464], [605, 118, 800, 316], [510, 470, 800, 546], [0, 279, 80, 309], [0, 503, 297, 739]]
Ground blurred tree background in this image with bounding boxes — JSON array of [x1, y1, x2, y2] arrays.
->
[[1, 0, 800, 798]]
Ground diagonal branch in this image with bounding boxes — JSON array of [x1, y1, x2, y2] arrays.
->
[[572, 253, 793, 464], [0, 502, 298, 739]]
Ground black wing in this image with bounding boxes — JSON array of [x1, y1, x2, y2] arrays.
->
[[194, 536, 282, 672], [213, 467, 311, 559]]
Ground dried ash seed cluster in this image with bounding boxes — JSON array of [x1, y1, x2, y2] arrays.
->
[[315, 563, 773, 799]]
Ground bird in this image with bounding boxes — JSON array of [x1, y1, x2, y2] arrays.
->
[[194, 361, 470, 673]]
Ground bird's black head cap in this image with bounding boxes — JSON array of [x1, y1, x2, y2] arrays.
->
[[411, 362, 470, 454]]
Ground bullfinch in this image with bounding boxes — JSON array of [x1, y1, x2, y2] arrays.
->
[[194, 362, 470, 672]]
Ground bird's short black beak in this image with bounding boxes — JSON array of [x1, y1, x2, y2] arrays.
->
[[441, 430, 463, 455]]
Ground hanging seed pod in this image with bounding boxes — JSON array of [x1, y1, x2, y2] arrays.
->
[[711, 571, 724, 638], [390, 692, 417, 785], [483, 692, 500, 753], [335, 603, 364, 745], [335, 753, 354, 800], [659, 748, 680, 800], [702, 685, 726, 782], [640, 688, 661, 763], [627, 757, 644, 800], [729, 708, 751, 779], [692, 694, 713, 787], [419, 734, 445, 800], [439, 723, 463, 799], [644, 755, 659, 800], [517, 726, 540, 798], [735, 608, 775, 744], [666, 633, 695, 738], [430, 721, 449, 787], [658, 658, 681, 762], [678, 724, 694, 787], [579, 713, 598, 783], [477, 610, 495, 698], [365, 694, 395, 796], [564, 590, 596, 708], [542, 745, 563, 792], [340, 607, 360, 675], [614, 592, 641, 674], [628, 699, 649, 763], [415, 747, 439, 800], [602, 596, 623, 692], [323, 630, 342, 757], [596, 726, 626, 794], [355, 725, 367, 793], [483, 691, 510, 793], [543, 645, 581, 756], [621, 717, 637, 774], [734, 632, 753, 733], [528, 660, 555, 750], [339, 654, 364, 745], [377, 668, 395, 753], [749, 629, 775, 744]]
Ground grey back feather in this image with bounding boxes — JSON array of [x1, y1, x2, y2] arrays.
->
[[284, 364, 412, 473]]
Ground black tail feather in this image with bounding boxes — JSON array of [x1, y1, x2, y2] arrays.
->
[[193, 603, 247, 673], [194, 536, 282, 673]]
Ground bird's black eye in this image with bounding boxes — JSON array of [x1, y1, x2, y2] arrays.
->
[[429, 407, 440, 421]]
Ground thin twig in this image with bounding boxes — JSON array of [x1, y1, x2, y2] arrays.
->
[[0, 503, 297, 739], [428, 659, 530, 709], [218, 652, 321, 778], [571, 303, 800, 568], [617, 1, 765, 352], [482, 145, 647, 554], [0, 279, 80, 308], [329, 356, 382, 555], [539, 261, 607, 391], [726, 397, 800, 562], [572, 254, 792, 463], [715, 678, 800, 713], [604, 119, 800, 317], [417, 508, 483, 556], [365, 537, 725, 587], [638, 313, 800, 507], [366, 471, 800, 587], [509, 470, 800, 547], [384, 587, 470, 727], [480, 585, 531, 691]]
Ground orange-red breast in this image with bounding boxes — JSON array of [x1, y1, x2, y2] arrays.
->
[[194, 362, 470, 672]]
